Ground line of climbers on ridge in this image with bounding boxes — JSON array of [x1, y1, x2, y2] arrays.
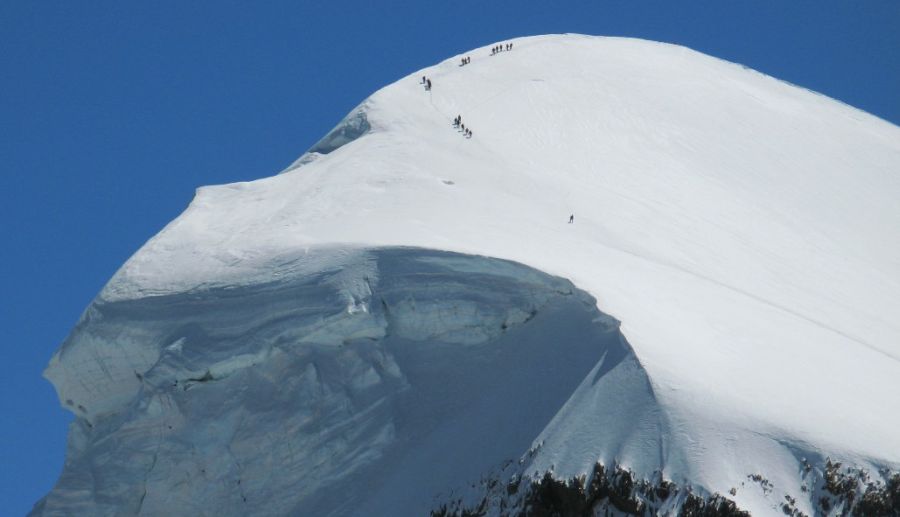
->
[[491, 43, 513, 55], [422, 42, 518, 138], [453, 115, 472, 138], [423, 42, 575, 222]]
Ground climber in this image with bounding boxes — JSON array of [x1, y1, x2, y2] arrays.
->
[[569, 214, 574, 224]]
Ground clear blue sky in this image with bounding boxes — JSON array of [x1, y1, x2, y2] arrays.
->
[[1, 1, 897, 514]]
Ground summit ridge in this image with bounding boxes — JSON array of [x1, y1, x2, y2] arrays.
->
[[36, 35, 900, 516]]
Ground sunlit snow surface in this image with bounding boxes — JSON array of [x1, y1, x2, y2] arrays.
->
[[38, 35, 900, 516]]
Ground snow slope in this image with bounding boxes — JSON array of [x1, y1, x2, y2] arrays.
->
[[38, 35, 900, 516]]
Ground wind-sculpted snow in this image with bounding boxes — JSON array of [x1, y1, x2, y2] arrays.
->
[[34, 248, 638, 516], [283, 107, 372, 172]]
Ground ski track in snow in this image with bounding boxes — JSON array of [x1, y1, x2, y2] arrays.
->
[[593, 234, 899, 363]]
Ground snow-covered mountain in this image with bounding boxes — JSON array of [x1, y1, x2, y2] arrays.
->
[[33, 35, 900, 516]]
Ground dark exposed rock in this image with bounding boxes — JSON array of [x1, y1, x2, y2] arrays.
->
[[679, 493, 748, 517], [437, 462, 746, 517], [848, 474, 900, 516], [434, 455, 900, 516], [815, 460, 900, 516]]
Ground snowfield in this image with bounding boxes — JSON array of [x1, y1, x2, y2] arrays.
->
[[36, 35, 900, 516]]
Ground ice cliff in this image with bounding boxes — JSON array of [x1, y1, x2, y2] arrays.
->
[[37, 249, 634, 515]]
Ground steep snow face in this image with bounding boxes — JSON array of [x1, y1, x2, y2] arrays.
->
[[36, 249, 632, 516], [40, 35, 900, 515]]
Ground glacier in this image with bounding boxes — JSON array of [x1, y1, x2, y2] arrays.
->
[[36, 249, 635, 516], [34, 35, 900, 516]]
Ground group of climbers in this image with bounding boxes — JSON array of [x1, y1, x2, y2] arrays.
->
[[420, 41, 574, 222], [453, 115, 472, 138], [491, 43, 513, 55]]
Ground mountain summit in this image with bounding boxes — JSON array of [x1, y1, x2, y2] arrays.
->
[[35, 35, 900, 516]]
